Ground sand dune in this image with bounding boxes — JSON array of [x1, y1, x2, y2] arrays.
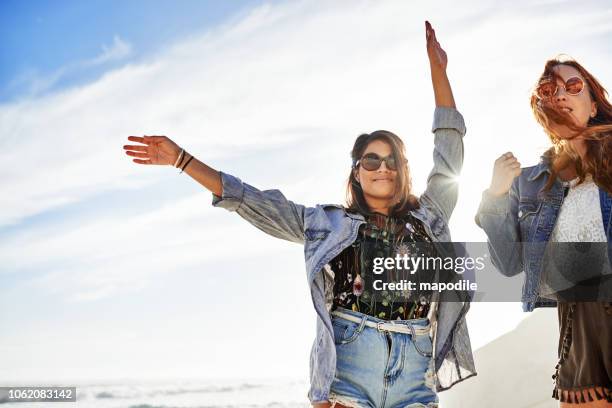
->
[[439, 308, 559, 408]]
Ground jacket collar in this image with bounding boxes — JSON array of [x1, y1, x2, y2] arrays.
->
[[321, 203, 365, 221], [527, 154, 552, 182]]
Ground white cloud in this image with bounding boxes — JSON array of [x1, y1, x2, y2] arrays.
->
[[3, 34, 132, 99], [89, 35, 132, 66]]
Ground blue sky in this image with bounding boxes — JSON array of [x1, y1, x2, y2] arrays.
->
[[0, 0, 265, 102], [0, 0, 610, 401]]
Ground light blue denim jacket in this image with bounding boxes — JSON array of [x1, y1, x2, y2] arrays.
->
[[475, 155, 612, 312], [212, 107, 476, 403]]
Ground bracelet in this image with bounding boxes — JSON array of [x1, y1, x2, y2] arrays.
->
[[173, 148, 185, 167], [180, 154, 194, 173], [177, 151, 188, 169]]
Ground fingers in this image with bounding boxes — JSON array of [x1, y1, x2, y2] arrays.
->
[[123, 144, 147, 152], [495, 152, 521, 169], [127, 136, 145, 144], [125, 151, 149, 159], [425, 21, 442, 55], [127, 135, 166, 145], [143, 135, 167, 142], [502, 158, 520, 167], [425, 20, 435, 44], [496, 152, 515, 162], [132, 158, 152, 165]]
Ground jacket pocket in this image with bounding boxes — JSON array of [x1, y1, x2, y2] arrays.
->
[[518, 199, 542, 221], [304, 229, 330, 259], [518, 199, 542, 241], [304, 229, 329, 241]]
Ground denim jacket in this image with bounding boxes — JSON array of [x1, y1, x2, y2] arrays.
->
[[475, 155, 612, 312], [212, 107, 476, 403]]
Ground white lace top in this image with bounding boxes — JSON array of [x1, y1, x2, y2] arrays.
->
[[550, 175, 606, 242]]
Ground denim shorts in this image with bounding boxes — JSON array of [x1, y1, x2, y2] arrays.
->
[[329, 307, 438, 408]]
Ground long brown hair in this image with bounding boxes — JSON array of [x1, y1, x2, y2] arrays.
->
[[345, 130, 419, 217], [530, 56, 612, 194]]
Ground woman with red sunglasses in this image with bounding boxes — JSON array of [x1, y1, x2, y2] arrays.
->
[[476, 58, 612, 406], [124, 21, 475, 407]]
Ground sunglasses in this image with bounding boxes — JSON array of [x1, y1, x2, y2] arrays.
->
[[355, 153, 400, 171], [536, 76, 585, 99]]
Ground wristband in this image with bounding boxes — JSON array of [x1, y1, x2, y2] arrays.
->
[[173, 148, 185, 167], [180, 155, 194, 173]]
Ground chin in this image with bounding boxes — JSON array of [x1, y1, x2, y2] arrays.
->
[[373, 193, 395, 200]]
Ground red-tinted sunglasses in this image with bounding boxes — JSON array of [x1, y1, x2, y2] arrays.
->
[[536, 76, 585, 99]]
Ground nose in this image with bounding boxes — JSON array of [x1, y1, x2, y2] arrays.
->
[[377, 160, 391, 172], [555, 84, 567, 102]]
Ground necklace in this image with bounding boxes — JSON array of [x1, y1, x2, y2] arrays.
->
[[352, 213, 408, 297]]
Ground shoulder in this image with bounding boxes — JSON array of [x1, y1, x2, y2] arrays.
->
[[517, 153, 553, 186], [519, 164, 542, 180], [304, 204, 362, 233], [316, 204, 364, 219]]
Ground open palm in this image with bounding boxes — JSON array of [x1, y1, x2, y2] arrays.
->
[[123, 135, 181, 166], [425, 21, 447, 71]]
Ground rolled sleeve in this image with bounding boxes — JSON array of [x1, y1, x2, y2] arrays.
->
[[432, 106, 466, 136], [211, 171, 245, 211], [210, 171, 306, 243], [479, 190, 510, 214], [475, 190, 511, 227]]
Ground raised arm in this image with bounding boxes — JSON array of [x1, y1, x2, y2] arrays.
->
[[123, 135, 306, 244], [426, 21, 455, 109], [419, 22, 465, 222], [474, 153, 524, 276]]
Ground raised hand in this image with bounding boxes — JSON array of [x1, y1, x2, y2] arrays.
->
[[488, 152, 522, 197], [425, 20, 454, 108], [123, 135, 182, 166], [425, 20, 447, 72]]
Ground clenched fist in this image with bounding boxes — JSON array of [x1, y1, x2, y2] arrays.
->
[[488, 152, 521, 197]]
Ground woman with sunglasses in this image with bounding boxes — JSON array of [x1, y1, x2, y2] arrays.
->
[[476, 57, 612, 406], [124, 21, 475, 407]]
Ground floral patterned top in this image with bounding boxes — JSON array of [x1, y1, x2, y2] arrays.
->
[[329, 211, 438, 320]]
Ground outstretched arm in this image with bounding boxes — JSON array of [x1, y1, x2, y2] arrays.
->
[[123, 135, 307, 244]]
